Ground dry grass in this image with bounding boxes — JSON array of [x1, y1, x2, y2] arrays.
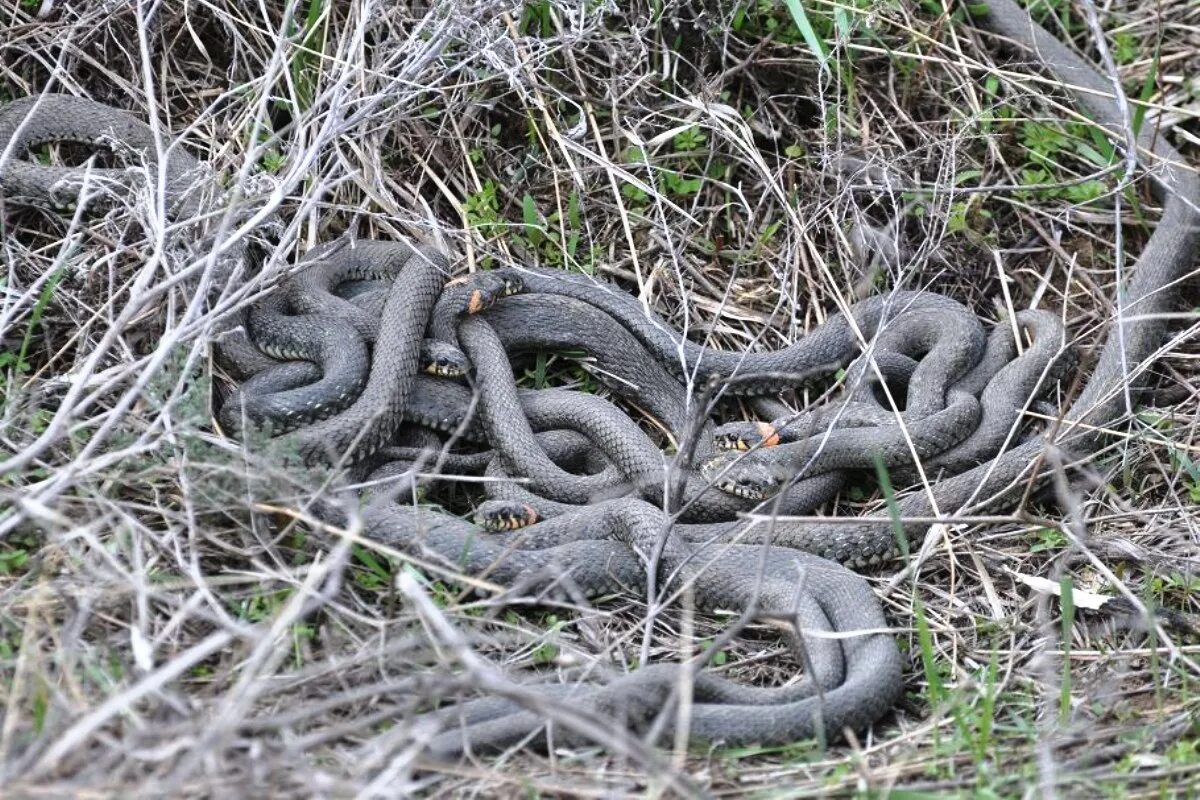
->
[[1, 0, 1199, 796]]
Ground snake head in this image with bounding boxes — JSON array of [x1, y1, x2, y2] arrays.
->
[[444, 269, 525, 316], [699, 453, 781, 500], [712, 421, 780, 451], [475, 500, 540, 532], [496, 269, 524, 297], [420, 340, 470, 378]]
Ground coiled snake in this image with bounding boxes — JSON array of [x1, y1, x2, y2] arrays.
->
[[2, 0, 1196, 760]]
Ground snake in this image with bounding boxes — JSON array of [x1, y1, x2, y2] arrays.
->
[[0, 93, 478, 467], [0, 93, 203, 217], [703, 309, 1074, 498], [2, 0, 1196, 762], [362, 497, 901, 756], [356, 0, 1199, 755], [241, 269, 1009, 518]]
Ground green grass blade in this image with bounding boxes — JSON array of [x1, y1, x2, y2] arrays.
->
[[782, 0, 830, 73]]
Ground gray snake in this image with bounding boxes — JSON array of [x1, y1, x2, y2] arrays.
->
[[2, 0, 1196, 761]]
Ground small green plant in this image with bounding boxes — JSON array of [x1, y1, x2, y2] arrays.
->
[[1026, 0, 1084, 37], [236, 588, 316, 668], [1149, 572, 1200, 603], [946, 197, 993, 235], [519, 351, 596, 393], [259, 149, 286, 173], [517, 191, 584, 267], [519, 0, 555, 37], [1008, 117, 1118, 205], [464, 180, 503, 237], [698, 638, 729, 666], [351, 544, 396, 593], [530, 614, 562, 664], [1167, 446, 1200, 503], [0, 548, 29, 576], [672, 126, 706, 153], [1030, 527, 1068, 553], [730, 0, 824, 48], [284, 0, 328, 112], [1, 262, 67, 390], [1112, 31, 1139, 66], [1059, 576, 1076, 721]]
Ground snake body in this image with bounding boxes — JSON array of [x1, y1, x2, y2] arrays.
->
[[0, 94, 201, 216], [510, 269, 992, 397], [3, 0, 1196, 762], [363, 498, 901, 755]]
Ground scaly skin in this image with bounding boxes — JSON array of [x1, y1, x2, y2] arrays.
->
[[506, 277, 986, 397], [274, 243, 450, 465], [0, 94, 202, 216], [362, 498, 902, 755]]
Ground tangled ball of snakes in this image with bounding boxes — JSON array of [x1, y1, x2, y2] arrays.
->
[[2, 0, 1196, 761]]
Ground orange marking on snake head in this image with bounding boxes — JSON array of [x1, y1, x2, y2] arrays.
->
[[467, 289, 486, 315], [757, 422, 780, 448], [446, 275, 469, 287]]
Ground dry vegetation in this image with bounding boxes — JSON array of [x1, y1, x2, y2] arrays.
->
[[1, 0, 1199, 796]]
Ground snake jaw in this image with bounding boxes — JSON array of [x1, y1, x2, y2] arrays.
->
[[466, 289, 486, 315], [711, 422, 781, 452], [500, 273, 523, 297], [719, 480, 769, 500], [712, 434, 751, 451], [448, 270, 525, 317], [423, 361, 465, 378], [475, 501, 540, 532], [419, 340, 470, 378], [756, 423, 781, 447], [700, 455, 778, 500]]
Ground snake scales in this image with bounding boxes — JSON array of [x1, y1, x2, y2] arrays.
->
[[2, 0, 1196, 760]]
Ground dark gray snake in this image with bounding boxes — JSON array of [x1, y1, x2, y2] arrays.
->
[[2, 0, 1196, 761]]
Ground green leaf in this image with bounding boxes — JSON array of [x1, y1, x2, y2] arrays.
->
[[1064, 180, 1105, 203], [732, 3, 747, 31], [567, 191, 581, 230], [1059, 575, 1075, 721], [781, 0, 830, 72], [622, 145, 646, 164], [953, 169, 982, 187], [521, 193, 543, 246], [1132, 53, 1160, 135], [1084, 123, 1115, 163]]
